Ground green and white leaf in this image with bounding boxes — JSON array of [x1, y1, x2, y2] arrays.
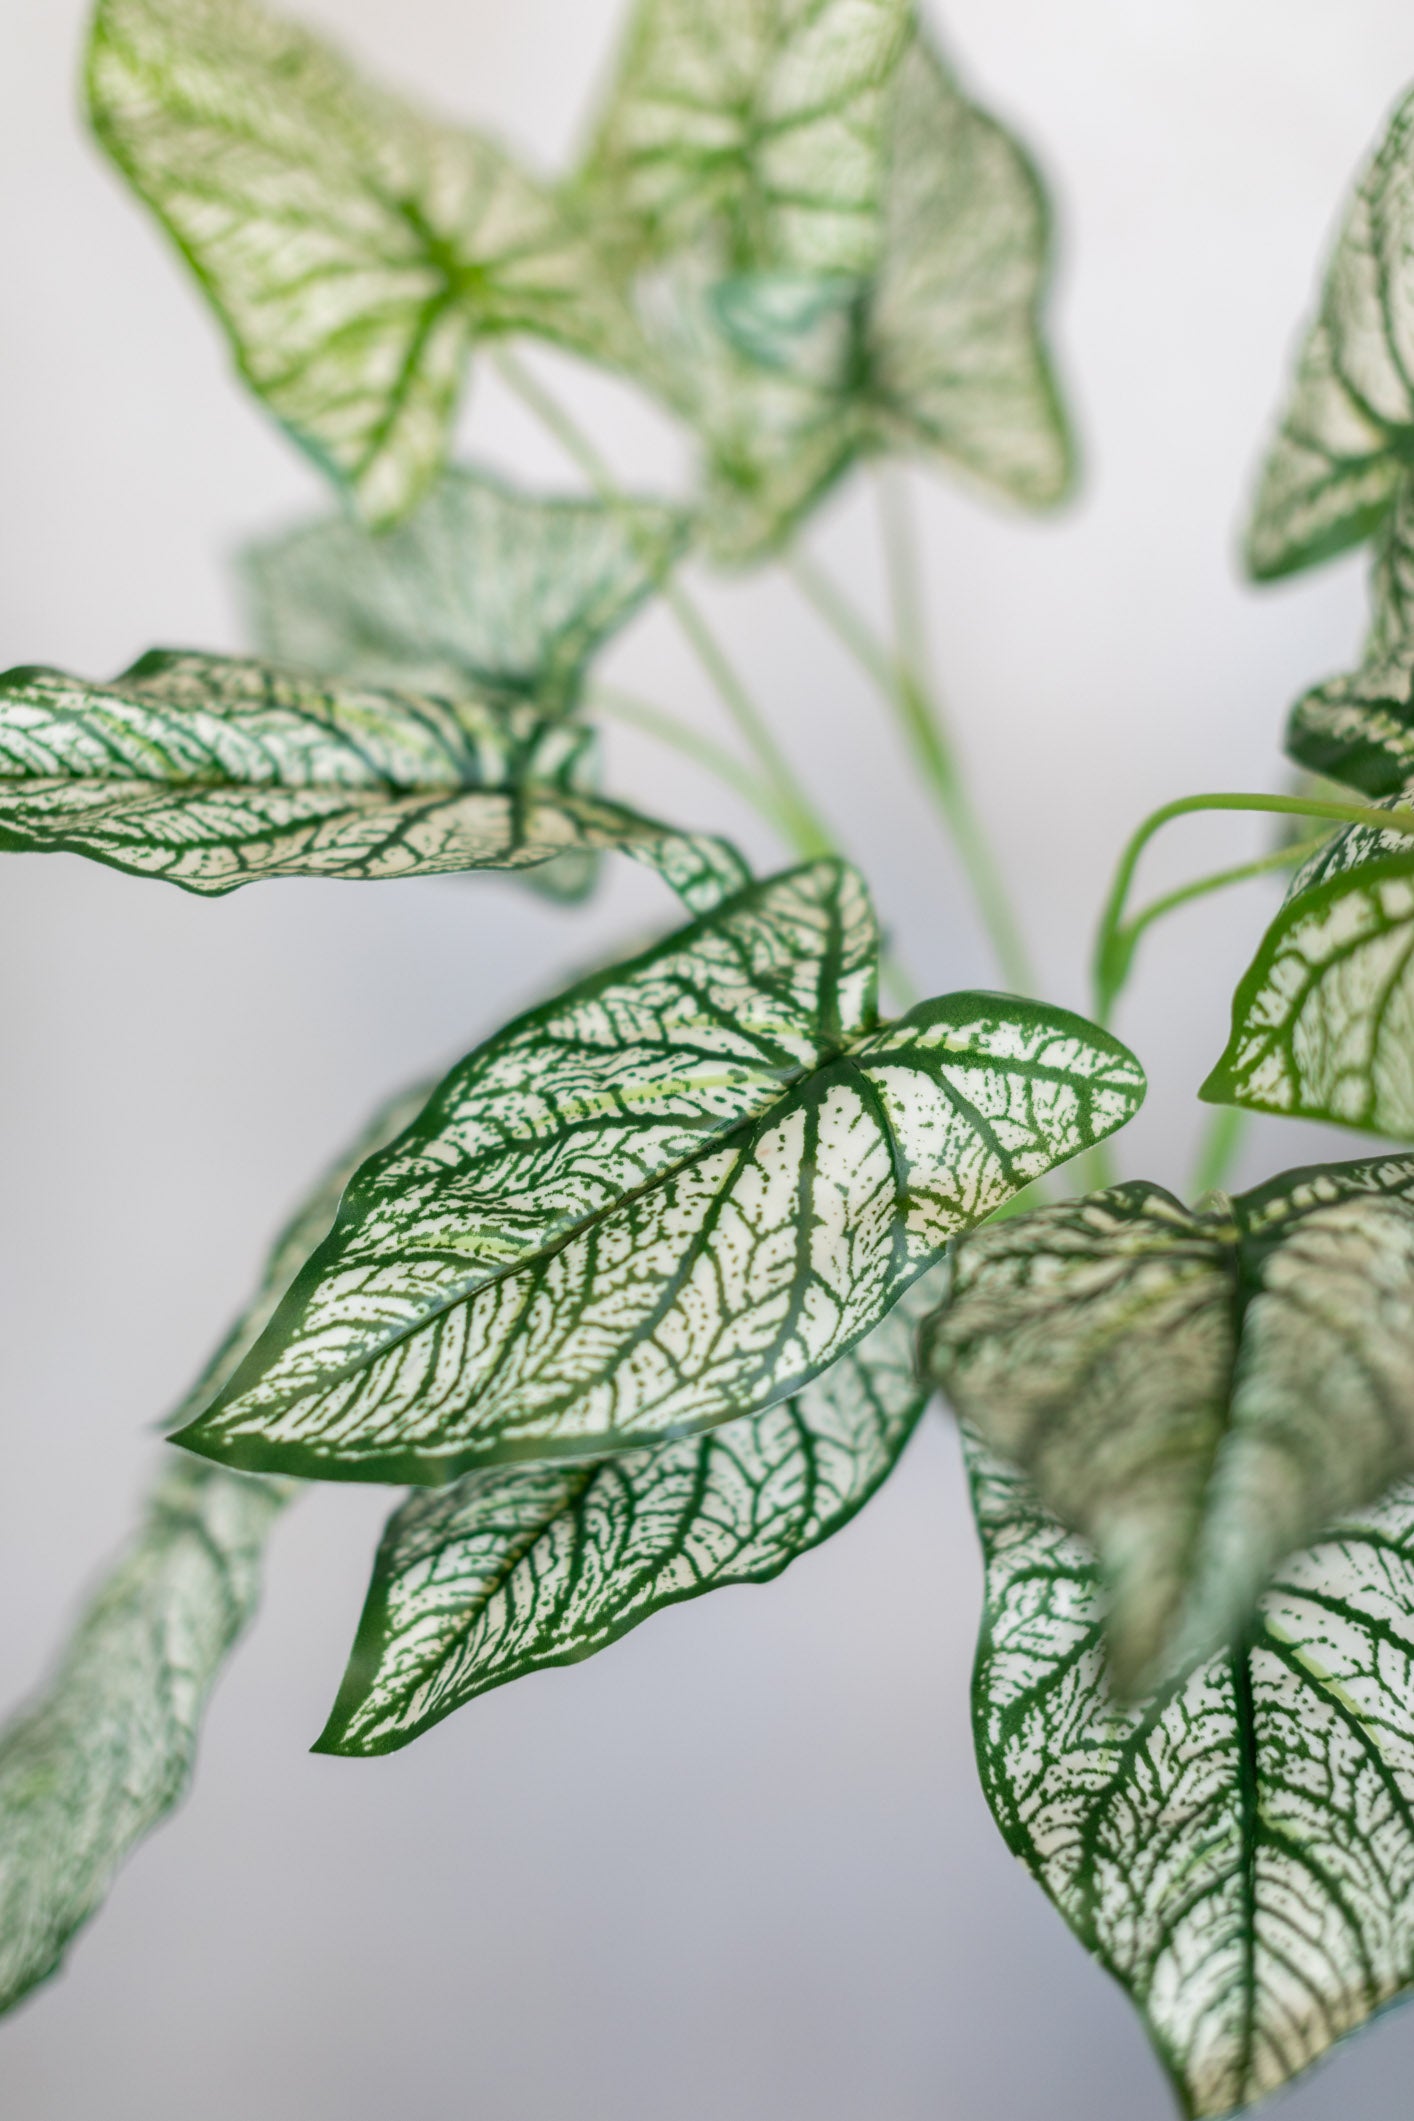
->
[[861, 30, 1073, 509], [88, 0, 635, 527], [1247, 88, 1414, 580], [928, 1158, 1414, 1698], [578, 0, 911, 279], [968, 1431, 1414, 2119], [243, 466, 689, 716], [1202, 804, 1414, 1136], [174, 858, 1143, 1486], [318, 1272, 940, 1756], [0, 649, 746, 910], [0, 1079, 425, 2018]]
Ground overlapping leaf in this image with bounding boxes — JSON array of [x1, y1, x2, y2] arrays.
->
[[174, 858, 1143, 1486], [318, 1272, 941, 1756], [926, 1157, 1414, 1696], [1202, 804, 1414, 1137], [860, 31, 1073, 509], [88, 0, 635, 527], [968, 1432, 1414, 2119], [1247, 86, 1414, 580], [0, 649, 746, 909], [0, 1080, 425, 2018], [243, 467, 689, 715]]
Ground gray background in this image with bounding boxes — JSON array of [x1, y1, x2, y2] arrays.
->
[[2, 0, 1412, 2114]]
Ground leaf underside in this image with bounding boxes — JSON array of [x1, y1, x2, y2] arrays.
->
[[0, 1080, 427, 2019], [319, 1270, 941, 1756], [926, 1157, 1414, 1697], [0, 650, 746, 912], [243, 466, 689, 717], [968, 1432, 1414, 2120], [1246, 87, 1414, 580], [175, 858, 1144, 1486], [88, 0, 633, 527]]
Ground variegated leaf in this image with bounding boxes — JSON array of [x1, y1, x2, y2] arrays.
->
[[243, 467, 689, 716], [578, 0, 911, 280], [0, 650, 746, 910], [87, 0, 635, 528], [0, 1080, 426, 2018], [174, 859, 1143, 1486], [862, 29, 1073, 509], [1247, 87, 1414, 580], [318, 1272, 941, 1756], [968, 1430, 1414, 2119], [927, 1158, 1414, 1699], [1202, 804, 1414, 1136]]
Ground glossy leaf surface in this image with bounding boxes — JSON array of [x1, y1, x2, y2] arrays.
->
[[927, 1158, 1414, 1695], [969, 1432, 1414, 2118], [1203, 808, 1414, 1137], [88, 0, 631, 526], [1247, 88, 1414, 580], [244, 468, 688, 715], [862, 31, 1072, 508], [0, 650, 745, 909], [319, 1274, 940, 1755], [176, 859, 1143, 1486], [0, 1082, 425, 2017]]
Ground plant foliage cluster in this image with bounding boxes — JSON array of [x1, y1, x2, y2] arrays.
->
[[9, 2, 1414, 2113]]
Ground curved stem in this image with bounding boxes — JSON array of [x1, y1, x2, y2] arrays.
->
[[1093, 791, 1414, 1027], [1103, 832, 1332, 1006], [587, 684, 800, 846], [493, 346, 833, 860]]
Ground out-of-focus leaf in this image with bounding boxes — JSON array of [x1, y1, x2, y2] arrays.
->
[[926, 1157, 1414, 1695], [317, 1273, 941, 1755], [0, 649, 746, 910], [968, 1430, 1414, 2118], [243, 467, 689, 716], [88, 0, 635, 527], [174, 858, 1143, 1486]]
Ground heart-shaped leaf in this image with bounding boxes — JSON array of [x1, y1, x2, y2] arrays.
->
[[967, 1430, 1414, 2119], [0, 649, 746, 909], [174, 858, 1143, 1486], [317, 1271, 941, 1756], [861, 30, 1073, 510], [0, 1079, 426, 2019], [925, 1156, 1414, 1696], [243, 468, 689, 716], [88, 0, 635, 527], [1246, 87, 1414, 581], [1202, 807, 1414, 1137], [578, 0, 911, 280]]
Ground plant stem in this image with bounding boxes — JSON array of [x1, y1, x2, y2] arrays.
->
[[1106, 832, 1331, 995], [1190, 1104, 1247, 1199], [1092, 791, 1414, 1026], [493, 346, 833, 860], [588, 684, 800, 844], [789, 483, 1039, 996]]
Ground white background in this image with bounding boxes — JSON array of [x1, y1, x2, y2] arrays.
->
[[2, 1, 1413, 2114]]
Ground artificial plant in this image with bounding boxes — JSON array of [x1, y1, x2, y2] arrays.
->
[[7, 2, 1414, 2116]]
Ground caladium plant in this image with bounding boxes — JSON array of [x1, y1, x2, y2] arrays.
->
[[12, 0, 1414, 2113]]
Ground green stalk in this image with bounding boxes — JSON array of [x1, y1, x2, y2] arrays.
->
[[1190, 1104, 1248, 1200], [588, 684, 799, 844], [492, 347, 833, 860]]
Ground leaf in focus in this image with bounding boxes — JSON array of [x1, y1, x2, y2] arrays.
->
[[1202, 806, 1414, 1137], [926, 1157, 1414, 1698], [578, 0, 911, 279], [0, 1080, 425, 2018], [861, 29, 1073, 509], [1246, 88, 1414, 580], [87, 0, 635, 527], [968, 1431, 1414, 2118], [318, 1272, 941, 1756], [174, 858, 1143, 1486], [243, 467, 689, 716], [0, 649, 747, 910]]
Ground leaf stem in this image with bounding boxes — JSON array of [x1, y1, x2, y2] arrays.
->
[[1190, 1104, 1248, 1199], [587, 683, 798, 842], [1092, 791, 1414, 1027], [492, 346, 833, 859]]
